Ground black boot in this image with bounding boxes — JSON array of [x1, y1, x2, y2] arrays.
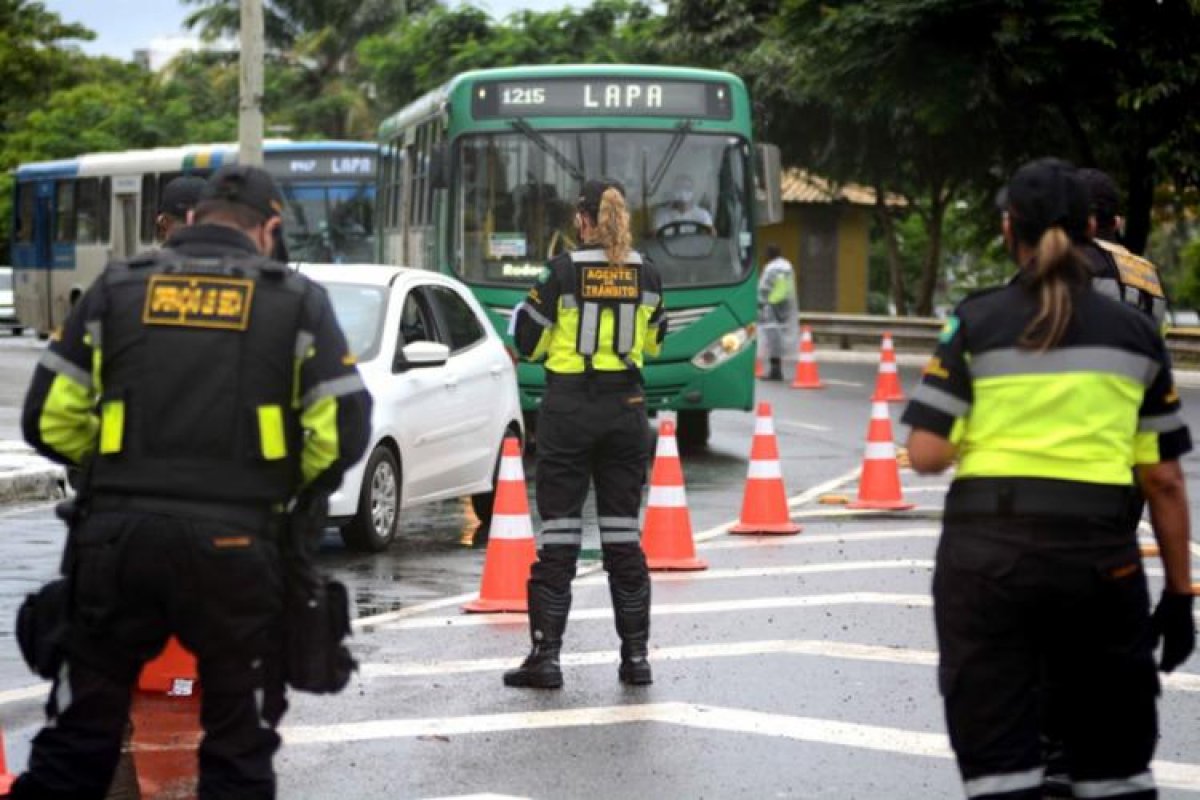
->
[[767, 358, 783, 381], [503, 580, 570, 689], [605, 544, 652, 685]]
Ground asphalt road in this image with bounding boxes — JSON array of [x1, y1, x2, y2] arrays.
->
[[0, 336, 1197, 798]]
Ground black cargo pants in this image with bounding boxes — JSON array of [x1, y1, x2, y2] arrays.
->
[[13, 508, 287, 800], [934, 515, 1158, 800], [532, 381, 651, 612]]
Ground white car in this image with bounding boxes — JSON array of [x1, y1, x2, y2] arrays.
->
[[300, 264, 524, 552], [0, 267, 22, 335]]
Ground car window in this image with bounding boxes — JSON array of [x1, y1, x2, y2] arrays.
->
[[426, 285, 485, 353], [398, 289, 437, 349], [321, 282, 388, 362]]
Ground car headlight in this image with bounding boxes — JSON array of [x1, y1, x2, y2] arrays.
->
[[691, 323, 756, 370]]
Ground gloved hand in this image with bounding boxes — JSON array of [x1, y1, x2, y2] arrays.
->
[[1152, 590, 1196, 673]]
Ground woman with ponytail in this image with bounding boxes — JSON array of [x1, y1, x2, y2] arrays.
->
[[901, 158, 1193, 798], [506, 178, 666, 689]]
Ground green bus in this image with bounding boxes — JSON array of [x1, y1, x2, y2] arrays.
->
[[376, 65, 782, 447]]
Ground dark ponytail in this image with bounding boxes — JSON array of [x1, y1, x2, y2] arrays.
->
[[1018, 226, 1084, 352]]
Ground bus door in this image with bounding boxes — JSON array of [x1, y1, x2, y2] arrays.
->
[[110, 176, 141, 260], [13, 180, 56, 333]]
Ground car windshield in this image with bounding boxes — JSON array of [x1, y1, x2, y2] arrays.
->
[[455, 130, 753, 288], [0, 272, 11, 292], [320, 282, 388, 362], [280, 182, 375, 264]]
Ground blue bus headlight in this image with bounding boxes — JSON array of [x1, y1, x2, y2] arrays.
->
[[691, 324, 756, 370]]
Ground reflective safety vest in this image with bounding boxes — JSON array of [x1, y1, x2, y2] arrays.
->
[[84, 249, 315, 503], [1087, 239, 1168, 328], [537, 249, 663, 375]]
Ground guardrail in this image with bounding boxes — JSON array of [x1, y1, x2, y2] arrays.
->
[[800, 312, 1200, 365]]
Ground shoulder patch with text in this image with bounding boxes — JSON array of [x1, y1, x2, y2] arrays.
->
[[579, 265, 640, 302], [143, 275, 255, 331], [938, 315, 960, 344]]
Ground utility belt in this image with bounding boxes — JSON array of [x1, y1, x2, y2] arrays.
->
[[89, 493, 278, 531], [945, 478, 1134, 520], [545, 369, 643, 393]]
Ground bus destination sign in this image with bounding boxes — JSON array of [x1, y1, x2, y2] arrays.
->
[[472, 79, 733, 120], [265, 152, 376, 181]]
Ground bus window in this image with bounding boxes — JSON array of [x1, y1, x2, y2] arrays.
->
[[140, 173, 158, 244], [76, 178, 101, 244], [15, 183, 35, 243], [55, 180, 76, 242], [279, 183, 375, 264]]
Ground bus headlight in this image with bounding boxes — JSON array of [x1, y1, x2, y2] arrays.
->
[[691, 324, 756, 370]]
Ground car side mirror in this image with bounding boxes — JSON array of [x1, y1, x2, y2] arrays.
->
[[394, 340, 450, 372]]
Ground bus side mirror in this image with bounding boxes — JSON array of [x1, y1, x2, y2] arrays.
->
[[755, 143, 784, 226], [430, 144, 449, 190]]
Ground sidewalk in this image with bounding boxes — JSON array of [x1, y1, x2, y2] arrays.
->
[[0, 442, 64, 505]]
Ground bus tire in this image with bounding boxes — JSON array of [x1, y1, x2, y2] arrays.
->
[[677, 410, 711, 450]]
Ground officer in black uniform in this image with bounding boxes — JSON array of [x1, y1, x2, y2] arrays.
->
[[16, 165, 372, 799], [504, 178, 666, 689], [1077, 168, 1168, 328], [903, 158, 1193, 800], [155, 175, 207, 244]]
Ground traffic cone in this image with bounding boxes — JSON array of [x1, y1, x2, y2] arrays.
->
[[463, 437, 537, 613], [643, 419, 707, 571], [848, 402, 914, 510], [871, 332, 906, 402], [730, 403, 802, 535], [0, 725, 14, 795], [138, 637, 198, 696], [791, 325, 824, 389], [755, 354, 764, 378]]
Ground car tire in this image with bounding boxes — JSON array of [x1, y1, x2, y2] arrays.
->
[[470, 428, 521, 527], [677, 409, 711, 450], [9, 327, 22, 337], [341, 446, 401, 552]]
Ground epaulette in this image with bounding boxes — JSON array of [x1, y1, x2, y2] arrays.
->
[[1096, 240, 1164, 298]]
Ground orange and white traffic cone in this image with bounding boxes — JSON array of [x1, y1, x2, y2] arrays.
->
[[731, 403, 802, 535], [0, 725, 14, 795], [871, 332, 905, 402], [464, 437, 537, 613], [643, 419, 707, 571], [138, 637, 198, 697], [755, 353, 764, 378], [848, 402, 914, 510], [791, 325, 824, 389]]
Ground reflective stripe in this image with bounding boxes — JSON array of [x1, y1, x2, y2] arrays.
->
[[294, 330, 315, 360], [911, 384, 970, 418], [301, 373, 366, 407], [748, 460, 782, 479], [1093, 276, 1122, 301], [755, 417, 775, 436], [648, 485, 687, 508], [518, 301, 553, 330], [561, 293, 578, 309], [541, 531, 583, 545], [617, 303, 635, 354], [656, 436, 679, 459], [598, 516, 639, 530], [497, 457, 525, 482], [643, 291, 661, 307], [1140, 412, 1186, 433], [541, 518, 583, 532], [489, 514, 533, 541], [1072, 772, 1155, 798], [39, 351, 93, 390], [257, 404, 287, 460], [85, 320, 102, 351], [879, 361, 897, 374], [578, 303, 601, 356], [971, 347, 1159, 385], [964, 766, 1044, 798], [600, 528, 641, 544], [99, 400, 124, 455], [864, 442, 895, 460], [572, 249, 642, 265]]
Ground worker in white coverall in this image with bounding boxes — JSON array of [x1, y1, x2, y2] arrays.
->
[[757, 243, 798, 380]]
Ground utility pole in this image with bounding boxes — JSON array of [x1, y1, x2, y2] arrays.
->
[[238, 0, 265, 167]]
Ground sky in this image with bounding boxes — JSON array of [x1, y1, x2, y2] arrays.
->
[[44, 0, 591, 68]]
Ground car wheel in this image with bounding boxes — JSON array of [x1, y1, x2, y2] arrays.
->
[[341, 446, 400, 552], [677, 409, 711, 451], [9, 327, 22, 337], [470, 429, 520, 526]]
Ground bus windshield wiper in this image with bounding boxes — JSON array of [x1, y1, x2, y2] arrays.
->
[[648, 120, 694, 198], [510, 119, 584, 182]]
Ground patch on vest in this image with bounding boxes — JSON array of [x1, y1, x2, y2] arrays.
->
[[1112, 251, 1165, 298], [579, 265, 640, 302], [143, 275, 255, 331]]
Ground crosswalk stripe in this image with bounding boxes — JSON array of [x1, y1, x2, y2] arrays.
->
[[700, 528, 940, 550], [577, 559, 935, 585], [380, 593, 934, 630]]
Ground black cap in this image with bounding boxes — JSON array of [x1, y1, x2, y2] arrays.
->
[[1077, 167, 1120, 224], [1001, 157, 1089, 242], [576, 177, 625, 218], [158, 176, 206, 219], [200, 165, 285, 221]]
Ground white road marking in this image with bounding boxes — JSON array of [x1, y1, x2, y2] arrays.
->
[[820, 378, 863, 387], [576, 559, 934, 586], [271, 703, 1200, 793], [380, 593, 933, 630], [0, 683, 49, 705], [777, 420, 832, 433], [420, 796, 530, 800], [792, 507, 943, 520], [700, 528, 940, 551]]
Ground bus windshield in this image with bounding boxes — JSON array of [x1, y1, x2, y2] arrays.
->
[[280, 182, 375, 264], [455, 130, 753, 289]]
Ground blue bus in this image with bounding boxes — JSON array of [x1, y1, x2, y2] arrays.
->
[[10, 140, 377, 334]]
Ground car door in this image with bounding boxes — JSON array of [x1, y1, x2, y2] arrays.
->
[[423, 283, 508, 492], [389, 282, 462, 504]]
